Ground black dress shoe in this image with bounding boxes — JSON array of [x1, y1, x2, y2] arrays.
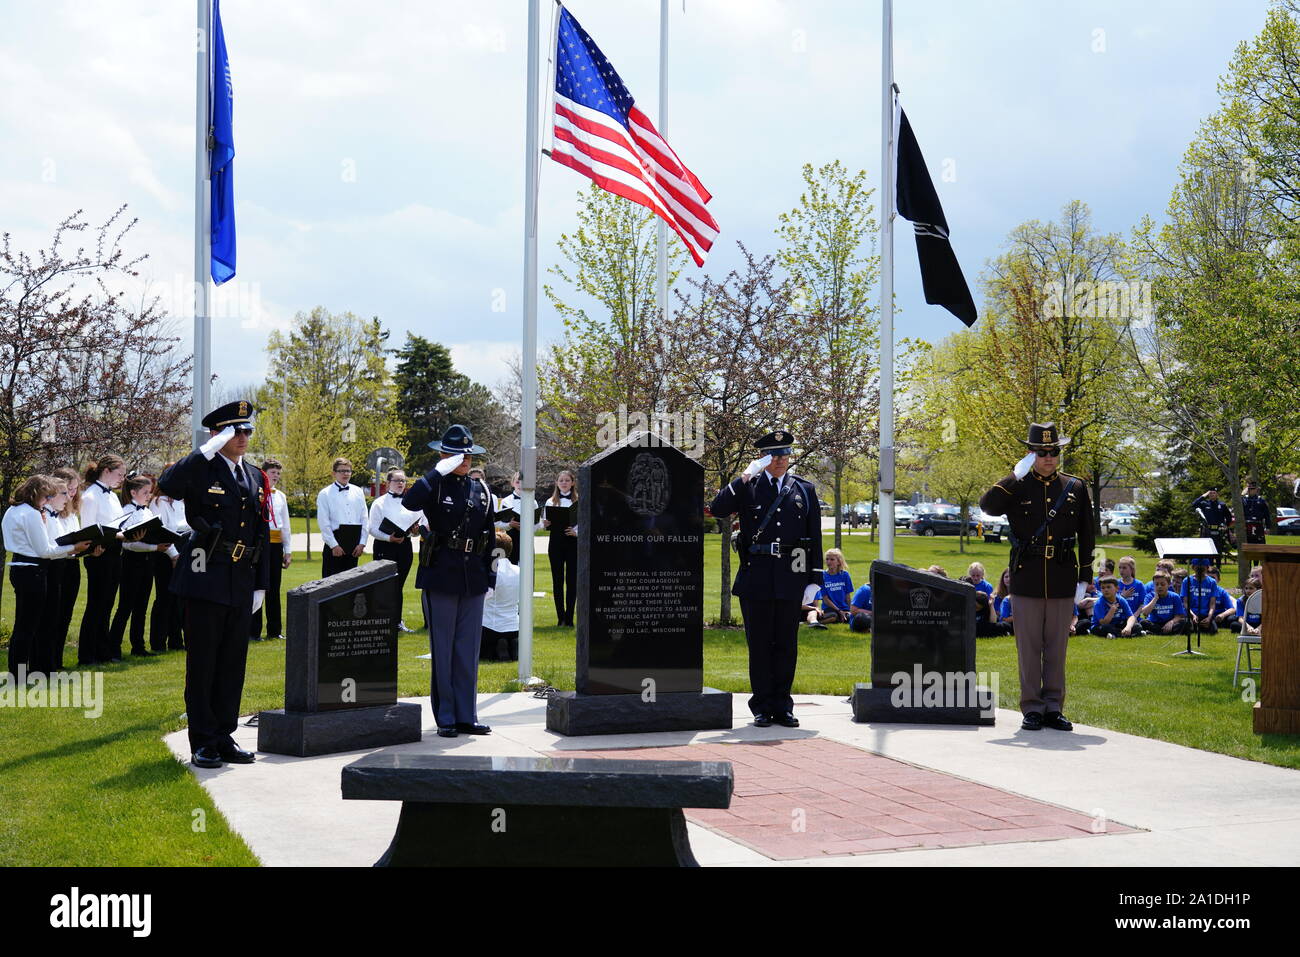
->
[[455, 723, 492, 735], [774, 712, 800, 728], [191, 747, 223, 768], [752, 714, 773, 727], [1021, 712, 1044, 731], [132, 650, 159, 657], [1043, 711, 1073, 731], [436, 727, 459, 738], [218, 745, 256, 764]]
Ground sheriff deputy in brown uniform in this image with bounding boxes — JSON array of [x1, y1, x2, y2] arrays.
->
[[979, 423, 1095, 732]]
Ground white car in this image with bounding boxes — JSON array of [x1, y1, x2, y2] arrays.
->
[[1105, 513, 1137, 535]]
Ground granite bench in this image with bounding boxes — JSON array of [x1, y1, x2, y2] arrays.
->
[[341, 751, 733, 867]]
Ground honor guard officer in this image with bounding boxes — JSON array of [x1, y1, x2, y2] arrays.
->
[[1241, 481, 1272, 546], [1191, 487, 1234, 558], [710, 430, 823, 728], [158, 400, 270, 769], [402, 424, 496, 738], [980, 423, 1095, 732]]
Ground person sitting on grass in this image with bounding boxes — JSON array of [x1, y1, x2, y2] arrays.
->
[[848, 580, 872, 633], [801, 583, 827, 629], [1076, 578, 1099, 622], [1170, 567, 1188, 598], [964, 582, 1007, 637], [1135, 570, 1187, 635], [1116, 556, 1144, 608], [1090, 576, 1135, 638], [1180, 558, 1219, 635], [1214, 581, 1240, 631], [998, 593, 1014, 631], [926, 564, 947, 578], [1093, 558, 1116, 588], [991, 567, 1012, 625], [966, 562, 994, 598], [1142, 559, 1177, 605], [815, 548, 853, 624]]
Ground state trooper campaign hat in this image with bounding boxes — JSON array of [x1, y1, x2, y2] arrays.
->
[[428, 423, 486, 456], [755, 429, 795, 456], [202, 399, 256, 433], [1018, 422, 1070, 450]]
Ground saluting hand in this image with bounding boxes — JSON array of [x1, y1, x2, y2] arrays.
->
[[740, 454, 772, 484], [435, 454, 464, 476], [1013, 452, 1036, 480], [200, 425, 236, 460]]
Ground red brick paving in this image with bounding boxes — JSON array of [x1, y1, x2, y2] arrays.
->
[[557, 738, 1138, 861]]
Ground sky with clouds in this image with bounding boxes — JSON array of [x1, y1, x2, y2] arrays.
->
[[0, 0, 1272, 400]]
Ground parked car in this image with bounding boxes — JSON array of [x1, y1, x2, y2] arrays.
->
[[1104, 513, 1137, 535], [975, 510, 1006, 535], [1278, 507, 1298, 521], [1277, 516, 1300, 535], [910, 506, 979, 537], [894, 505, 915, 528]]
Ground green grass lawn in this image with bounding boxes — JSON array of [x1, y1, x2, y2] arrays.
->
[[1, 530, 1295, 865]]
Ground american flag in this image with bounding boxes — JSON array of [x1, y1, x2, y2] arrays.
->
[[549, 7, 719, 266]]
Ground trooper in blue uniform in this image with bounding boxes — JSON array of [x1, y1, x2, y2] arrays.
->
[[710, 430, 823, 728], [158, 400, 270, 768], [402, 424, 497, 738], [1241, 481, 1272, 546]]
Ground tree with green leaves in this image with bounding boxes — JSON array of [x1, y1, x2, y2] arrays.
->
[[774, 161, 880, 549]]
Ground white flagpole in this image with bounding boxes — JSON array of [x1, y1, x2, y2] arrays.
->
[[518, 0, 542, 687], [193, 0, 212, 450], [657, 0, 669, 329], [877, 0, 896, 561]]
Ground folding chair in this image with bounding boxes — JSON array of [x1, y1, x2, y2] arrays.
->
[[1233, 589, 1263, 689]]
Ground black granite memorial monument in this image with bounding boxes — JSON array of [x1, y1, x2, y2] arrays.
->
[[851, 560, 995, 725], [546, 432, 732, 735], [259, 561, 422, 755]]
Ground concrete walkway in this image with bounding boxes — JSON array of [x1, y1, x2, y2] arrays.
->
[[164, 693, 1300, 867]]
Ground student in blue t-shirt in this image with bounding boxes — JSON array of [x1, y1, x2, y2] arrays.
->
[[1180, 559, 1220, 634], [848, 582, 872, 634], [1116, 556, 1144, 607], [812, 548, 853, 624], [1091, 576, 1135, 637], [1135, 571, 1187, 635], [1233, 579, 1263, 636], [966, 562, 994, 597], [1213, 583, 1238, 630]]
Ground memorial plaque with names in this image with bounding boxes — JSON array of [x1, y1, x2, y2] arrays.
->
[[284, 562, 402, 712], [578, 432, 704, 695], [869, 560, 975, 688]]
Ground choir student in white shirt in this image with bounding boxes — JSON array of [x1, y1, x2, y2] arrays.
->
[[149, 463, 190, 651], [108, 473, 169, 659], [480, 530, 520, 661], [368, 467, 426, 633], [77, 454, 128, 665], [316, 457, 368, 579], [494, 470, 542, 566], [4, 474, 89, 677], [541, 469, 579, 627], [250, 459, 292, 641], [48, 467, 89, 671]]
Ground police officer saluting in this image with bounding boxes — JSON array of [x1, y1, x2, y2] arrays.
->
[[980, 423, 1094, 732], [402, 424, 496, 738], [158, 400, 270, 768], [710, 430, 822, 728]]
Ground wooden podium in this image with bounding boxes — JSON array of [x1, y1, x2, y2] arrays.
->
[[1242, 544, 1300, 734]]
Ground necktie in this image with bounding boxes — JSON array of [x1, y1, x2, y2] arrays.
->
[[234, 463, 247, 491]]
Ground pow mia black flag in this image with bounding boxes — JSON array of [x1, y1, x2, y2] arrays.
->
[[896, 109, 978, 327]]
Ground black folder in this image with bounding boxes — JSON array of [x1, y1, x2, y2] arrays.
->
[[379, 516, 421, 537], [55, 523, 122, 547], [546, 505, 573, 531], [334, 524, 363, 552]]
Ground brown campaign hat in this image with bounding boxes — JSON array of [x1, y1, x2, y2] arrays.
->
[[1018, 422, 1070, 449]]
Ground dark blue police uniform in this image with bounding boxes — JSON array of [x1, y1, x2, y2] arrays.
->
[[158, 400, 270, 765], [402, 425, 497, 736], [1192, 492, 1234, 556], [1242, 490, 1271, 545], [709, 430, 822, 725]]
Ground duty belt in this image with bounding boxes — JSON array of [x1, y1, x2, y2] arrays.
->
[[749, 542, 791, 557], [1022, 537, 1075, 558], [217, 539, 260, 562], [431, 531, 492, 556]]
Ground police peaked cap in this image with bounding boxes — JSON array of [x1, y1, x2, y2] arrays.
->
[[202, 399, 256, 431], [428, 423, 486, 456], [756, 430, 795, 456]]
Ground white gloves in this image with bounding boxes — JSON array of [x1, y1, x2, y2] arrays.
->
[[485, 588, 495, 600], [200, 425, 236, 460], [1074, 582, 1087, 604], [741, 454, 772, 482], [252, 589, 265, 614], [1013, 452, 1036, 480], [435, 454, 464, 476]]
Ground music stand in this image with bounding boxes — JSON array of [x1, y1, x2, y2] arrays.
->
[[1155, 538, 1219, 657]]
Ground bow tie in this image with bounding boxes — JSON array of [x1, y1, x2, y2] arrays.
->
[[335, 484, 348, 492], [389, 492, 402, 498]]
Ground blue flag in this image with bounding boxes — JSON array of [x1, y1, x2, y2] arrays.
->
[[210, 0, 235, 285]]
